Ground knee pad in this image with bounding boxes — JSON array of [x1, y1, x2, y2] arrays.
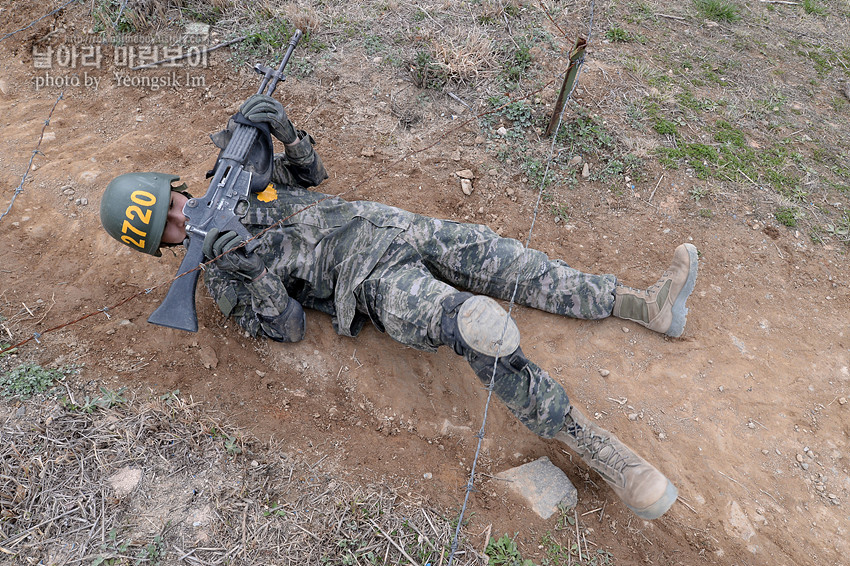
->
[[441, 293, 521, 357]]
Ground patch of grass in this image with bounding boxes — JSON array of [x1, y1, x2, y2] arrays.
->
[[1, 363, 61, 398], [775, 206, 800, 227], [486, 534, 534, 566], [181, 2, 223, 25], [550, 203, 570, 223], [690, 186, 710, 202], [64, 386, 129, 413], [556, 109, 615, 154], [410, 50, 449, 90], [693, 0, 741, 22], [606, 27, 632, 42], [699, 208, 714, 218], [823, 213, 850, 240], [91, 0, 139, 33], [802, 0, 827, 16]]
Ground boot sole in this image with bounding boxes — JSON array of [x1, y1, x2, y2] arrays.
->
[[625, 479, 678, 520], [666, 243, 699, 338]]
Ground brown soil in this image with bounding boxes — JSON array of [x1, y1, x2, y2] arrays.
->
[[1, 2, 848, 565]]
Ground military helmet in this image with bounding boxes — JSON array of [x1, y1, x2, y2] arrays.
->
[[100, 172, 179, 256]]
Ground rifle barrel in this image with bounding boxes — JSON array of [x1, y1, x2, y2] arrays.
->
[[259, 29, 303, 96]]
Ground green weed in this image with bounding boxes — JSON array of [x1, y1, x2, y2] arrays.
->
[[693, 0, 741, 22], [1, 363, 61, 398], [486, 534, 534, 566], [410, 50, 449, 90], [64, 387, 128, 413], [775, 206, 800, 227], [606, 27, 632, 42], [803, 0, 827, 16]]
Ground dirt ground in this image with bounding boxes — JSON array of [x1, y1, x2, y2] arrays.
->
[[1, 2, 849, 565]]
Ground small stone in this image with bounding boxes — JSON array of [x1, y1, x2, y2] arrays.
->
[[761, 449, 769, 455], [461, 179, 473, 195], [61, 186, 75, 195], [361, 147, 375, 157], [828, 493, 837, 499], [598, 369, 610, 377], [658, 432, 667, 440], [423, 472, 432, 479], [628, 413, 639, 421], [251, 460, 259, 467], [475, 136, 486, 144], [497, 126, 508, 136], [796, 453, 804, 463], [372, 56, 382, 64], [506, 188, 515, 196], [801, 462, 809, 470], [256, 370, 266, 377], [839, 397, 847, 405], [622, 326, 630, 333], [568, 155, 582, 167], [136, 116, 144, 122], [747, 422, 756, 429], [451, 149, 461, 161], [488, 168, 498, 176], [455, 169, 475, 180], [582, 163, 590, 178]]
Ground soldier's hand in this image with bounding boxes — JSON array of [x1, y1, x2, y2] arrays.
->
[[240, 94, 298, 144], [203, 228, 266, 281]]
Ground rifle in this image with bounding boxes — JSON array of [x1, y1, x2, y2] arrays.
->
[[147, 29, 302, 332]]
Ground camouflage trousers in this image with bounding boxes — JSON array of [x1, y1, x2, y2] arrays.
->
[[355, 216, 617, 438]]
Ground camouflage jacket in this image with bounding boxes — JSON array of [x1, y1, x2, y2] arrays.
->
[[203, 134, 412, 340]]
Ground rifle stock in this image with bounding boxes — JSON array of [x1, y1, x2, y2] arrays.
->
[[147, 30, 302, 332]]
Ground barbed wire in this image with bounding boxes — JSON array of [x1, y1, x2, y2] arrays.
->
[[0, 91, 64, 223], [446, 1, 596, 563], [0, 0, 81, 44]]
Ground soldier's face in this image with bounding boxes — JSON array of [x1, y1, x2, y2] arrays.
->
[[161, 191, 189, 244]]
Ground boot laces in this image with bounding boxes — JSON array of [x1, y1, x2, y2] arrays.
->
[[568, 423, 630, 481]]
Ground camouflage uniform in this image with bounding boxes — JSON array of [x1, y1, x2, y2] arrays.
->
[[203, 134, 617, 438]]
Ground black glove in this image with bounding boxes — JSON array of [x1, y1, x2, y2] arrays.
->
[[203, 229, 265, 281], [240, 94, 298, 144]]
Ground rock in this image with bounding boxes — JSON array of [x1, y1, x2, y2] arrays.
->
[[628, 413, 639, 421], [423, 472, 432, 479], [461, 179, 473, 195], [497, 126, 508, 136], [75, 197, 88, 206], [451, 149, 461, 161], [0, 79, 7, 95], [622, 326, 630, 333], [839, 397, 847, 405], [108, 467, 143, 498], [568, 155, 582, 167], [361, 147, 375, 157], [455, 169, 475, 180], [199, 345, 218, 369], [61, 186, 75, 196], [496, 456, 578, 519], [796, 453, 804, 463], [373, 56, 382, 64], [582, 163, 590, 178], [598, 369, 610, 377]]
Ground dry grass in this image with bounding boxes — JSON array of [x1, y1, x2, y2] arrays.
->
[[0, 390, 485, 565]]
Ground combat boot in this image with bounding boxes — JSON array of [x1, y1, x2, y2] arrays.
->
[[554, 406, 677, 519], [613, 243, 698, 337]]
